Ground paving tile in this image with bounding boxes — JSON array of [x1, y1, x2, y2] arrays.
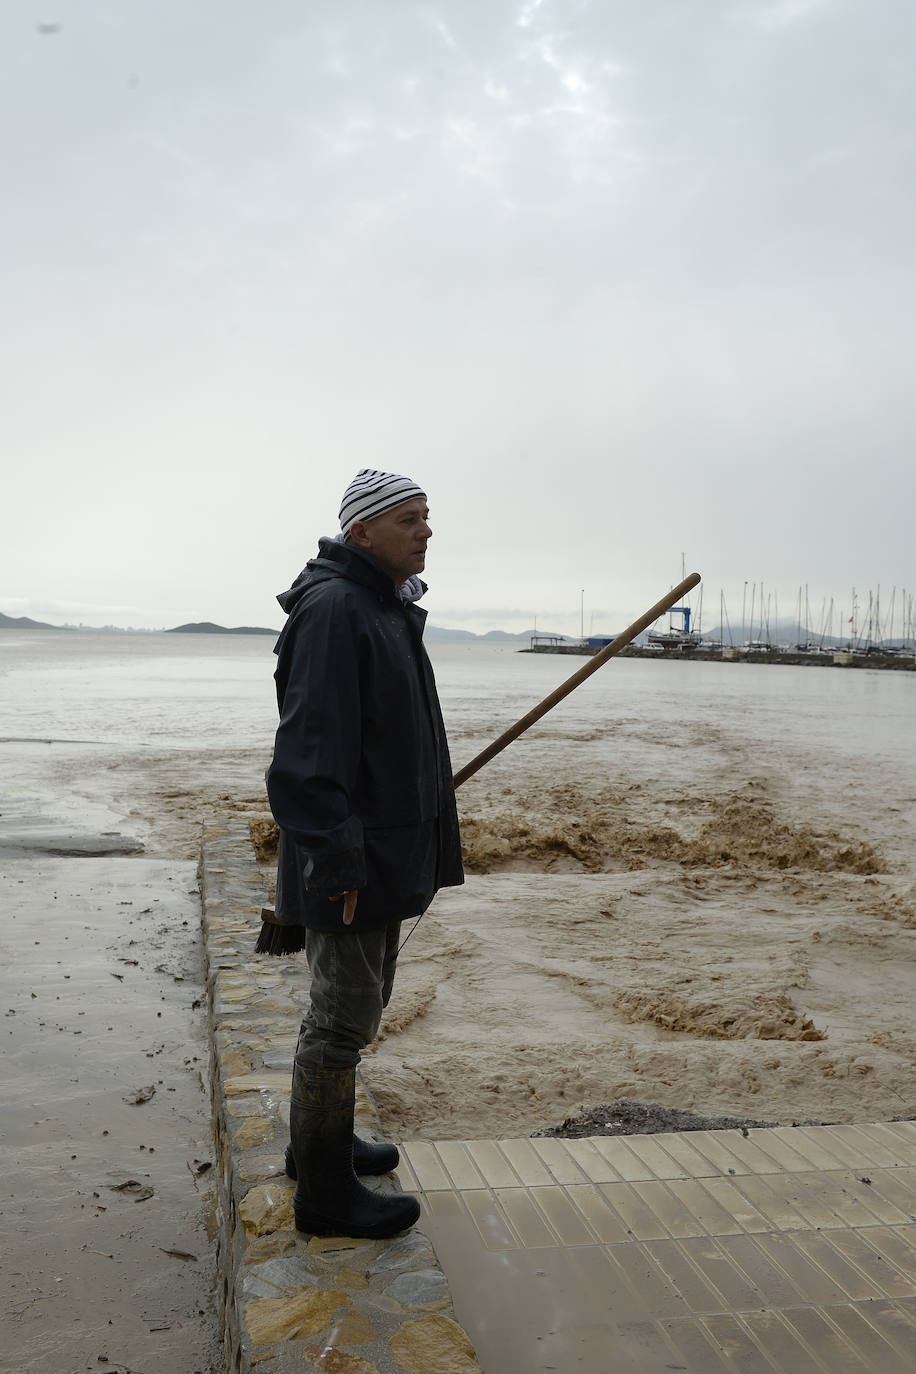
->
[[716, 1129, 799, 1176], [605, 1242, 691, 1321], [492, 1186, 557, 1248], [852, 1297, 916, 1362], [659, 1316, 735, 1372], [855, 1225, 916, 1285], [701, 1313, 778, 1374], [828, 1227, 916, 1299], [699, 1176, 773, 1233], [618, 1132, 690, 1180], [612, 1318, 696, 1374], [563, 1183, 633, 1245], [463, 1139, 521, 1189], [588, 1134, 657, 1181], [738, 1128, 817, 1175], [393, 1152, 420, 1192], [529, 1135, 589, 1185], [562, 1238, 636, 1312], [881, 1120, 916, 1161], [402, 1140, 453, 1191], [629, 1179, 706, 1239], [865, 1169, 916, 1220], [886, 1295, 916, 1337], [562, 1134, 622, 1182], [886, 1171, 916, 1213], [750, 1230, 858, 1307], [730, 1170, 823, 1236], [496, 1137, 557, 1187], [687, 1131, 754, 1176], [764, 1125, 849, 1173], [827, 1123, 912, 1169], [424, 1189, 471, 1222], [656, 1130, 723, 1180], [716, 1231, 811, 1309], [460, 1189, 520, 1251], [794, 1125, 871, 1170], [740, 1308, 828, 1374], [598, 1181, 670, 1241], [676, 1237, 765, 1311], [434, 1141, 486, 1191], [789, 1229, 888, 1301], [781, 1170, 893, 1229], [839, 1170, 915, 1225], [828, 1301, 915, 1374], [782, 1305, 877, 1374], [646, 1239, 732, 1315], [530, 1184, 598, 1246], [664, 1176, 746, 1236]]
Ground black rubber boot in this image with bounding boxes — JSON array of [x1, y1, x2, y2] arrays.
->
[[285, 1134, 399, 1180], [289, 1062, 419, 1239]]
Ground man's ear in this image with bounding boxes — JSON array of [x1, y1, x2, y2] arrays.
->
[[349, 521, 371, 551]]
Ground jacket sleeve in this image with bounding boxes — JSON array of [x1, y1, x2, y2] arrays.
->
[[266, 590, 367, 897]]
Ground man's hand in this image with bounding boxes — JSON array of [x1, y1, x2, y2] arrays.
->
[[330, 890, 358, 925]]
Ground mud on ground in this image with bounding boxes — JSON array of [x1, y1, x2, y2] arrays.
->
[[241, 762, 916, 1143]]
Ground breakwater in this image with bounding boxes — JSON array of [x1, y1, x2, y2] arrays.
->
[[524, 645, 915, 670]]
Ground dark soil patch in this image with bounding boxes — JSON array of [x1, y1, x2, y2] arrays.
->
[[536, 1099, 779, 1138], [537, 1100, 916, 1139]]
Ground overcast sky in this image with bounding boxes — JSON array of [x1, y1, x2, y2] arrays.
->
[[2, 0, 914, 636]]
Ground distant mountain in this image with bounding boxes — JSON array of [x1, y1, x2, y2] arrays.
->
[[422, 624, 479, 641], [0, 612, 64, 630], [700, 618, 855, 648], [165, 622, 279, 636]]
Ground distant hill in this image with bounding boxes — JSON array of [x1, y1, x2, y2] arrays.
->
[[701, 619, 854, 648], [165, 622, 279, 636], [0, 612, 63, 630]]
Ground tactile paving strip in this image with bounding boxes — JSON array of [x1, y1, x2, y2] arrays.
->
[[403, 1120, 916, 1373]]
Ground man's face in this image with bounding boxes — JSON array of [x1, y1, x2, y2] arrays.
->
[[352, 497, 432, 584]]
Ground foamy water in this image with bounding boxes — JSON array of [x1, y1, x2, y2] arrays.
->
[[2, 629, 914, 1138], [1, 630, 913, 853]]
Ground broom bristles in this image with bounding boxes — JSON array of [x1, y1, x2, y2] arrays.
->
[[255, 907, 306, 956]]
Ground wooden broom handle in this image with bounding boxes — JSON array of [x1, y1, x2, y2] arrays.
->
[[452, 571, 702, 789]]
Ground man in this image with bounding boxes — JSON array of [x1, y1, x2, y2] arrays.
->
[[266, 469, 464, 1238]]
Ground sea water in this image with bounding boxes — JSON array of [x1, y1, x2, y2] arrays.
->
[[0, 630, 913, 836]]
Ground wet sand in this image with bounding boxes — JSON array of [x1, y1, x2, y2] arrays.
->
[[0, 848, 221, 1374]]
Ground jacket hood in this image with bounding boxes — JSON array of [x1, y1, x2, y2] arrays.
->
[[276, 537, 426, 616]]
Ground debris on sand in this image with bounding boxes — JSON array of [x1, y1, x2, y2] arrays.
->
[[536, 1099, 779, 1138], [123, 1084, 156, 1105]]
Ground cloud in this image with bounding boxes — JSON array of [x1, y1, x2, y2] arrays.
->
[[739, 0, 834, 31]]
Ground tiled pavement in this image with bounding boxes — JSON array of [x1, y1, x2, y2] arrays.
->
[[202, 821, 916, 1373], [403, 1123, 916, 1372]]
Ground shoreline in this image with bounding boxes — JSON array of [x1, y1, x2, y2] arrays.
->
[[524, 644, 916, 670]]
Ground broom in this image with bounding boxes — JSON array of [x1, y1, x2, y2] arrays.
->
[[256, 570, 701, 955]]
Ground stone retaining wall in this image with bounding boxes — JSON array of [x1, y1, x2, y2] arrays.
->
[[199, 819, 482, 1374]]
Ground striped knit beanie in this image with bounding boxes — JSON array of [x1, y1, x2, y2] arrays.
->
[[339, 469, 427, 539]]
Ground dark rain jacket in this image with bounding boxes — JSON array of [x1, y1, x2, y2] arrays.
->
[[266, 538, 464, 931]]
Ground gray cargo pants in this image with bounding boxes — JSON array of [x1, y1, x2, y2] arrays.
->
[[295, 922, 402, 1071]]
